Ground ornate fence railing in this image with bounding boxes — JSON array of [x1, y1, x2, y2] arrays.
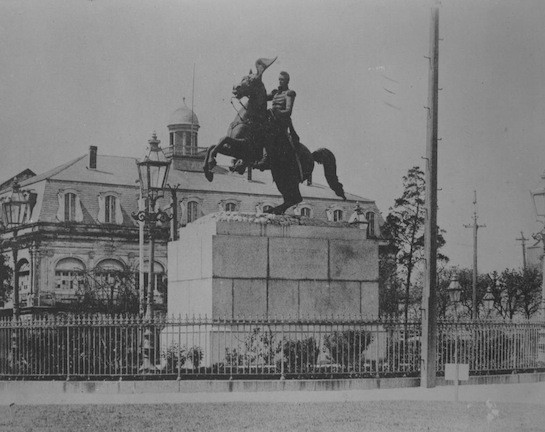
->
[[0, 316, 542, 380]]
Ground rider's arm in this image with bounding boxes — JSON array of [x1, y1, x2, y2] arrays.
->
[[267, 89, 278, 101], [274, 90, 296, 118]]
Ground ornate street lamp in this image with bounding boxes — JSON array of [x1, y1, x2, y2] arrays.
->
[[447, 274, 462, 400], [447, 275, 462, 305], [136, 133, 171, 202], [483, 288, 495, 319], [1, 180, 32, 319], [132, 133, 172, 318], [348, 202, 369, 236], [2, 181, 31, 227], [531, 172, 545, 220], [530, 171, 545, 363]]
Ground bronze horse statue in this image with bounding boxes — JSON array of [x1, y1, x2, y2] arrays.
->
[[203, 58, 346, 215]]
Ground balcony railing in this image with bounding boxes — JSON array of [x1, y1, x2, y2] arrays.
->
[[165, 146, 208, 157], [0, 316, 542, 380]]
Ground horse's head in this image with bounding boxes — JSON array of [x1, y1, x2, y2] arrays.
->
[[232, 73, 261, 100], [232, 57, 277, 100]]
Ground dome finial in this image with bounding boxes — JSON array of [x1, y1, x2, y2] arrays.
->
[[149, 131, 160, 147]]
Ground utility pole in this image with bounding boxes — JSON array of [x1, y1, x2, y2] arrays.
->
[[421, 4, 439, 389], [516, 231, 528, 269], [464, 190, 486, 320]]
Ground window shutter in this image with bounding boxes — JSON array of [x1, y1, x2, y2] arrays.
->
[[179, 199, 187, 225], [75, 195, 84, 222], [56, 191, 65, 221], [97, 194, 105, 223], [114, 197, 123, 224]]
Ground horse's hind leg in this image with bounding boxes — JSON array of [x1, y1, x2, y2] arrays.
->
[[266, 177, 303, 215]]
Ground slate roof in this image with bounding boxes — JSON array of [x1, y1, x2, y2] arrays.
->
[[18, 153, 371, 203]]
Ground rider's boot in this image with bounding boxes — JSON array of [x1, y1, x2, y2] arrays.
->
[[253, 151, 270, 171], [229, 159, 247, 175]]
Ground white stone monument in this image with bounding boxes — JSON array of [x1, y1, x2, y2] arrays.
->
[[164, 212, 381, 367], [167, 212, 380, 319]]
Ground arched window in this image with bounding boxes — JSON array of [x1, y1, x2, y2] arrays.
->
[[225, 202, 237, 212], [187, 201, 199, 223], [55, 258, 85, 291], [95, 259, 125, 286], [219, 199, 240, 212], [366, 212, 375, 237], [333, 209, 344, 222], [98, 192, 123, 224], [256, 201, 277, 214], [300, 207, 311, 217], [105, 195, 117, 224], [64, 193, 77, 221], [57, 189, 83, 222]]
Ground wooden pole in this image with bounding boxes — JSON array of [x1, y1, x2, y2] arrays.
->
[[464, 190, 485, 319], [516, 231, 528, 270], [421, 5, 439, 389], [138, 193, 145, 317]]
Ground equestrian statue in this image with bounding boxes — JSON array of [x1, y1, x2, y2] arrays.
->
[[203, 57, 346, 215]]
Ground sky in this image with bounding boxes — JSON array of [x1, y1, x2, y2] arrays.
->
[[1, 0, 545, 272]]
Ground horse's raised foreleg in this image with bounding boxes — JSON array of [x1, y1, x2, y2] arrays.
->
[[204, 136, 232, 182], [203, 145, 217, 182], [208, 137, 230, 168], [204, 136, 253, 181]]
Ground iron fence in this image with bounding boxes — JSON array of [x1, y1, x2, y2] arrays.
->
[[0, 315, 542, 380]]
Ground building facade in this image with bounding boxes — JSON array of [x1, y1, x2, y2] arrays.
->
[[0, 103, 383, 315]]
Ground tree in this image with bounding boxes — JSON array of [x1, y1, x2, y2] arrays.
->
[[378, 243, 403, 319], [453, 267, 491, 319], [0, 254, 12, 306], [517, 268, 541, 319], [488, 268, 541, 320], [68, 263, 140, 315], [381, 166, 447, 323]]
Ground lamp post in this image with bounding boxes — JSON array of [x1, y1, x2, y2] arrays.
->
[[483, 288, 495, 319], [530, 172, 545, 363], [447, 275, 462, 401], [132, 133, 172, 319], [1, 180, 32, 319], [348, 202, 369, 237]]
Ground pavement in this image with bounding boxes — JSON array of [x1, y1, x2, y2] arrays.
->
[[1, 381, 544, 406]]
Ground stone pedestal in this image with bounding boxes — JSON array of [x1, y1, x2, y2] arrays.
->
[[167, 212, 380, 320]]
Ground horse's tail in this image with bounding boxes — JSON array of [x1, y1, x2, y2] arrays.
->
[[312, 148, 346, 200]]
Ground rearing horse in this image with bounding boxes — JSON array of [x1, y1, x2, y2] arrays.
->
[[203, 58, 346, 215]]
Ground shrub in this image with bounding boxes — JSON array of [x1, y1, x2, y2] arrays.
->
[[225, 327, 280, 370], [161, 344, 203, 372], [280, 337, 319, 373], [324, 329, 374, 368]]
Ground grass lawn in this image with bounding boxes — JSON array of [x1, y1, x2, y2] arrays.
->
[[0, 400, 543, 432]]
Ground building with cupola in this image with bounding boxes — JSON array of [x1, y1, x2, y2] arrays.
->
[[0, 101, 384, 316]]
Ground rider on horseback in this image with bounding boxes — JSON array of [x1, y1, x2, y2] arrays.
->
[[254, 71, 302, 180], [203, 57, 346, 213]]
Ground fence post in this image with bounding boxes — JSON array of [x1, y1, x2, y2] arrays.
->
[[280, 317, 285, 380], [375, 323, 380, 377], [66, 319, 70, 380], [177, 315, 182, 380]]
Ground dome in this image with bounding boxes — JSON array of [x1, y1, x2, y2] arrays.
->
[[168, 100, 199, 127]]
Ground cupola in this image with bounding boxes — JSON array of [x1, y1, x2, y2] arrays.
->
[[167, 98, 203, 172]]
